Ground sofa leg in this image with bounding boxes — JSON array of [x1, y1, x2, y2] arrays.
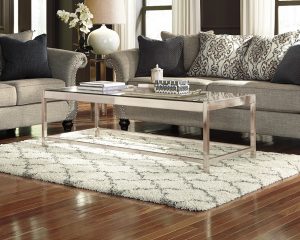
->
[[62, 120, 73, 132], [170, 125, 180, 134], [119, 119, 130, 131], [6, 128, 16, 136]]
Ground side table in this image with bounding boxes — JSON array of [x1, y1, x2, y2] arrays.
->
[[89, 56, 106, 81]]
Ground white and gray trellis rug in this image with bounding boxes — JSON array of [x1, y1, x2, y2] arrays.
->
[[0, 129, 300, 211]]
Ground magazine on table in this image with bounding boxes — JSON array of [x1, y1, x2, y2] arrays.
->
[[77, 85, 126, 91], [78, 81, 126, 91], [80, 81, 125, 88]]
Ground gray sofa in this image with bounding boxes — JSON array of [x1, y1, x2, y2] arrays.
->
[[106, 38, 300, 139], [0, 48, 87, 131]]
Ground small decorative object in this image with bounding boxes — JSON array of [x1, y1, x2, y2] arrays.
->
[[57, 3, 93, 53], [154, 80, 190, 95], [85, 0, 126, 55], [151, 64, 164, 83]]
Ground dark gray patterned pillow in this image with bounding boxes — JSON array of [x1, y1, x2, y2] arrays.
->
[[272, 44, 300, 85], [242, 31, 300, 81], [0, 31, 33, 78], [0, 34, 52, 81], [161, 31, 214, 71], [187, 33, 252, 79], [135, 35, 185, 77]]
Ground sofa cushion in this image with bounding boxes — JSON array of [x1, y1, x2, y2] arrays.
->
[[0, 34, 52, 81], [188, 32, 252, 80], [135, 35, 185, 77], [0, 30, 33, 78], [161, 31, 214, 71], [206, 80, 300, 113], [0, 30, 33, 41], [0, 84, 17, 107], [3, 78, 65, 105], [272, 44, 300, 85], [242, 31, 300, 81]]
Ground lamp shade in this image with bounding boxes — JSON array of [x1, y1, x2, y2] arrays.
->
[[85, 0, 126, 24]]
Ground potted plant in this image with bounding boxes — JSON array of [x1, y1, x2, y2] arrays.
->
[[57, 3, 93, 52]]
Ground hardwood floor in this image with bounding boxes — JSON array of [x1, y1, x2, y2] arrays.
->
[[1, 103, 300, 240]]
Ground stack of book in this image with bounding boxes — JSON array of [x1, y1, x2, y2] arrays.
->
[[77, 81, 126, 92]]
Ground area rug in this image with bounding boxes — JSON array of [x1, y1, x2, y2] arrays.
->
[[0, 129, 300, 211]]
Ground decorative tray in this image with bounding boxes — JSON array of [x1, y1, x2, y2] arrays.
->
[[122, 88, 205, 99]]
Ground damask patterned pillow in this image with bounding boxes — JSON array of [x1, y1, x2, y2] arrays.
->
[[187, 33, 252, 79], [242, 31, 300, 81]]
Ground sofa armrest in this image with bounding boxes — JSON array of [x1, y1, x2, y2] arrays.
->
[[47, 48, 87, 121], [106, 48, 139, 83], [47, 48, 88, 87]]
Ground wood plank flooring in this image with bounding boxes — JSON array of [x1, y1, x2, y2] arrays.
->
[[0, 103, 300, 240]]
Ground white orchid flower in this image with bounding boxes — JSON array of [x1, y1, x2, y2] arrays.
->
[[76, 3, 86, 13], [80, 26, 90, 34], [69, 13, 77, 18], [57, 3, 93, 34], [82, 20, 93, 29], [69, 18, 79, 28], [57, 10, 70, 24], [80, 12, 88, 21]]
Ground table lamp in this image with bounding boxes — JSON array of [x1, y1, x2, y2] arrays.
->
[[85, 0, 126, 56]]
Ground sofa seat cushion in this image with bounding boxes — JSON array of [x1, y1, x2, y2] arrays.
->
[[206, 80, 300, 113], [128, 77, 217, 91], [3, 78, 65, 105], [0, 84, 17, 107]]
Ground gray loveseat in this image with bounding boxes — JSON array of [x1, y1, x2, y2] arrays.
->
[[0, 32, 87, 131], [106, 33, 300, 139]]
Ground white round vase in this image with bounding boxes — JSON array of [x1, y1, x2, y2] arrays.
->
[[87, 24, 120, 55]]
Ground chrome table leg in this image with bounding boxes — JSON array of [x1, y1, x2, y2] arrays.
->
[[41, 91, 48, 146], [95, 103, 100, 137], [250, 96, 256, 158], [203, 102, 210, 173]]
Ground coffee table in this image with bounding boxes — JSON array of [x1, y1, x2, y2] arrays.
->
[[42, 86, 256, 173]]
